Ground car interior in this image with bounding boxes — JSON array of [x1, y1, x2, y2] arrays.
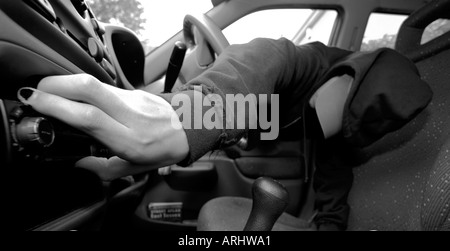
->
[[0, 0, 448, 231]]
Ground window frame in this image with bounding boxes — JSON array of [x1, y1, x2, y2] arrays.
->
[[221, 6, 343, 46], [360, 9, 410, 52]]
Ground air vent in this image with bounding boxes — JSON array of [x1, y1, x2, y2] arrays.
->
[[71, 0, 88, 18]]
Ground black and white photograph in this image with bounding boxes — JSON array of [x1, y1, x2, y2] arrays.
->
[[0, 0, 448, 236]]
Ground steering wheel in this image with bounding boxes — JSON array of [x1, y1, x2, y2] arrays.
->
[[182, 14, 256, 150], [181, 14, 258, 150], [180, 14, 230, 83]]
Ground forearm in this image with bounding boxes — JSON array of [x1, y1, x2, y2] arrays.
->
[[159, 38, 340, 165]]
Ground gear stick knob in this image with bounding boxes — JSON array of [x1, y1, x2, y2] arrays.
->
[[244, 177, 289, 231]]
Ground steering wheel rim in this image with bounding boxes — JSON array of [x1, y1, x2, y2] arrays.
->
[[183, 14, 230, 67]]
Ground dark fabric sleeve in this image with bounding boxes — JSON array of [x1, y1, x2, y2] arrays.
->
[[313, 137, 354, 231], [158, 38, 350, 166]]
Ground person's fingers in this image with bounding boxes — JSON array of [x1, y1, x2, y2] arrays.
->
[[37, 74, 134, 125], [75, 156, 161, 181], [17, 87, 131, 155], [75, 157, 111, 181]]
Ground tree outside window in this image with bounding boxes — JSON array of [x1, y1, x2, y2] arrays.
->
[[86, 0, 153, 52]]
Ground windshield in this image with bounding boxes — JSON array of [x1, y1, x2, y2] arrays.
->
[[87, 0, 213, 53]]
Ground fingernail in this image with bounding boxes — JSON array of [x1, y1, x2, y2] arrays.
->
[[18, 88, 35, 102]]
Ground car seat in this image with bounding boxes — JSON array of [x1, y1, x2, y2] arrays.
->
[[347, 0, 449, 231], [197, 0, 450, 231]]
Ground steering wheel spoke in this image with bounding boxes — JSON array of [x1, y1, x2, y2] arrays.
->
[[180, 13, 230, 83]]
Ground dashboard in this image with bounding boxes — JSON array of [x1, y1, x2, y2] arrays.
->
[[0, 0, 147, 230], [0, 0, 146, 93]]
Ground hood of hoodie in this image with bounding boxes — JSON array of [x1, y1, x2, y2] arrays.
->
[[310, 48, 433, 147]]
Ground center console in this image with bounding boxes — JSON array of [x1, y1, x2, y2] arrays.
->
[[0, 99, 110, 230]]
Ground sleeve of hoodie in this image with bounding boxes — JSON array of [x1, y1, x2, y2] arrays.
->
[[158, 38, 352, 166]]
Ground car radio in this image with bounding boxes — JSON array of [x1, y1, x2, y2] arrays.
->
[[0, 99, 110, 167]]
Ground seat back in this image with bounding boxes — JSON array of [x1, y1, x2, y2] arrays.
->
[[347, 0, 450, 231]]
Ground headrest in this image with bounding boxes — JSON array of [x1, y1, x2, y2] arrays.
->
[[396, 0, 450, 62]]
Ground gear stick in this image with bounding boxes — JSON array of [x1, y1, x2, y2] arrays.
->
[[244, 177, 289, 231]]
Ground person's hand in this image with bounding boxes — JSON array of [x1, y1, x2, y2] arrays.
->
[[17, 74, 189, 178], [75, 156, 167, 182]]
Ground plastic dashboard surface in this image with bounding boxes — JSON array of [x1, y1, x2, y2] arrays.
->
[[0, 0, 146, 95], [0, 0, 146, 230]]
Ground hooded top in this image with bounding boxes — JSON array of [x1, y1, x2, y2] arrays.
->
[[158, 38, 433, 166]]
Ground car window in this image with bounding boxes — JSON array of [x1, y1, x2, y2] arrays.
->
[[362, 13, 450, 52], [223, 9, 338, 46], [422, 19, 450, 44], [361, 13, 407, 51], [87, 0, 213, 54]]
